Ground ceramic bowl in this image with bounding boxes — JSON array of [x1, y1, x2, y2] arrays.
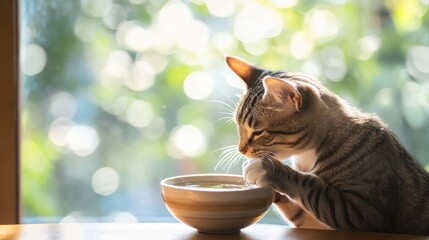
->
[[160, 174, 274, 233]]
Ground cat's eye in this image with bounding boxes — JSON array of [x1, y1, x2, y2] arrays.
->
[[252, 130, 265, 136], [250, 130, 265, 139], [247, 130, 267, 145]]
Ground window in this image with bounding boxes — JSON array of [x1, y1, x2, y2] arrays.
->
[[4, 0, 429, 224]]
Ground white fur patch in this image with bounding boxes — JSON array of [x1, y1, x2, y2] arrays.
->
[[293, 148, 317, 172], [242, 158, 270, 187]]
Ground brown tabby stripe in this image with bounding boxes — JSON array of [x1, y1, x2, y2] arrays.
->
[[339, 193, 356, 230], [285, 170, 372, 230], [261, 131, 310, 148], [266, 125, 308, 136], [248, 114, 255, 127], [242, 87, 264, 122], [341, 190, 377, 218], [311, 187, 375, 229], [247, 130, 264, 144], [316, 130, 387, 178], [285, 131, 310, 147], [315, 126, 374, 172]]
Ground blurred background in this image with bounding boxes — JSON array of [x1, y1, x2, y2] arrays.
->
[[20, 0, 429, 223]]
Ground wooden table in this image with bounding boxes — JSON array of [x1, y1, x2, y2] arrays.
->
[[0, 222, 428, 240]]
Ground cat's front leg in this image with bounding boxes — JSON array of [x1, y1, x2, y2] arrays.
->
[[243, 158, 329, 229], [273, 192, 330, 229]]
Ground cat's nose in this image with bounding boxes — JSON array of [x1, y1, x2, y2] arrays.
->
[[238, 144, 248, 154]]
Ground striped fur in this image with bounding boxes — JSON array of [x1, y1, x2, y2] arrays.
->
[[226, 56, 429, 234]]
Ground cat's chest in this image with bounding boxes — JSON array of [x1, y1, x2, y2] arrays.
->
[[292, 149, 317, 172]]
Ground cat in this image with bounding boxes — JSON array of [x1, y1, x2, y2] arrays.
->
[[225, 55, 429, 235]]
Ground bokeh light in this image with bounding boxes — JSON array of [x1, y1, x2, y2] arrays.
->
[[212, 32, 237, 54], [183, 71, 213, 100], [102, 4, 127, 30], [80, 0, 113, 18], [178, 20, 210, 52], [92, 167, 120, 196], [74, 16, 98, 42], [168, 124, 207, 158], [305, 9, 339, 40], [50, 92, 77, 118], [49, 118, 74, 147], [234, 4, 283, 43], [67, 125, 100, 157], [290, 32, 314, 59], [113, 212, 139, 223], [107, 50, 133, 79], [406, 45, 429, 81], [126, 60, 156, 91], [356, 36, 381, 60], [20, 44, 47, 76], [157, 0, 193, 36], [271, 0, 298, 8], [321, 46, 347, 82], [126, 100, 154, 128], [206, 0, 236, 17]]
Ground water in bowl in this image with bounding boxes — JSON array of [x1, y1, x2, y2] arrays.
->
[[174, 182, 253, 190]]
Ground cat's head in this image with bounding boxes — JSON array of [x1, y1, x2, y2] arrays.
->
[[226, 56, 339, 160]]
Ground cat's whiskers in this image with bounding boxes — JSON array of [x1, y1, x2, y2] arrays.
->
[[208, 99, 238, 124], [214, 145, 245, 172], [217, 115, 235, 123], [213, 145, 236, 169]]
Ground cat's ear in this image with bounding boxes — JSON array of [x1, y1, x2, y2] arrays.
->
[[262, 77, 302, 112], [225, 56, 265, 88]]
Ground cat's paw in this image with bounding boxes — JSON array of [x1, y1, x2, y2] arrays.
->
[[242, 158, 271, 187]]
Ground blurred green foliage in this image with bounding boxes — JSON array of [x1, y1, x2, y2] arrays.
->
[[20, 0, 429, 223]]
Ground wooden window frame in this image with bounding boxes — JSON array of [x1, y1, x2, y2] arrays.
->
[[0, 0, 20, 224]]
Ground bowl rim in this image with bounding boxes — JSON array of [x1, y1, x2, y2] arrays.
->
[[160, 173, 269, 192]]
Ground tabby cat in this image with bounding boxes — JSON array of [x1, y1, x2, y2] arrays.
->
[[225, 56, 429, 235]]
